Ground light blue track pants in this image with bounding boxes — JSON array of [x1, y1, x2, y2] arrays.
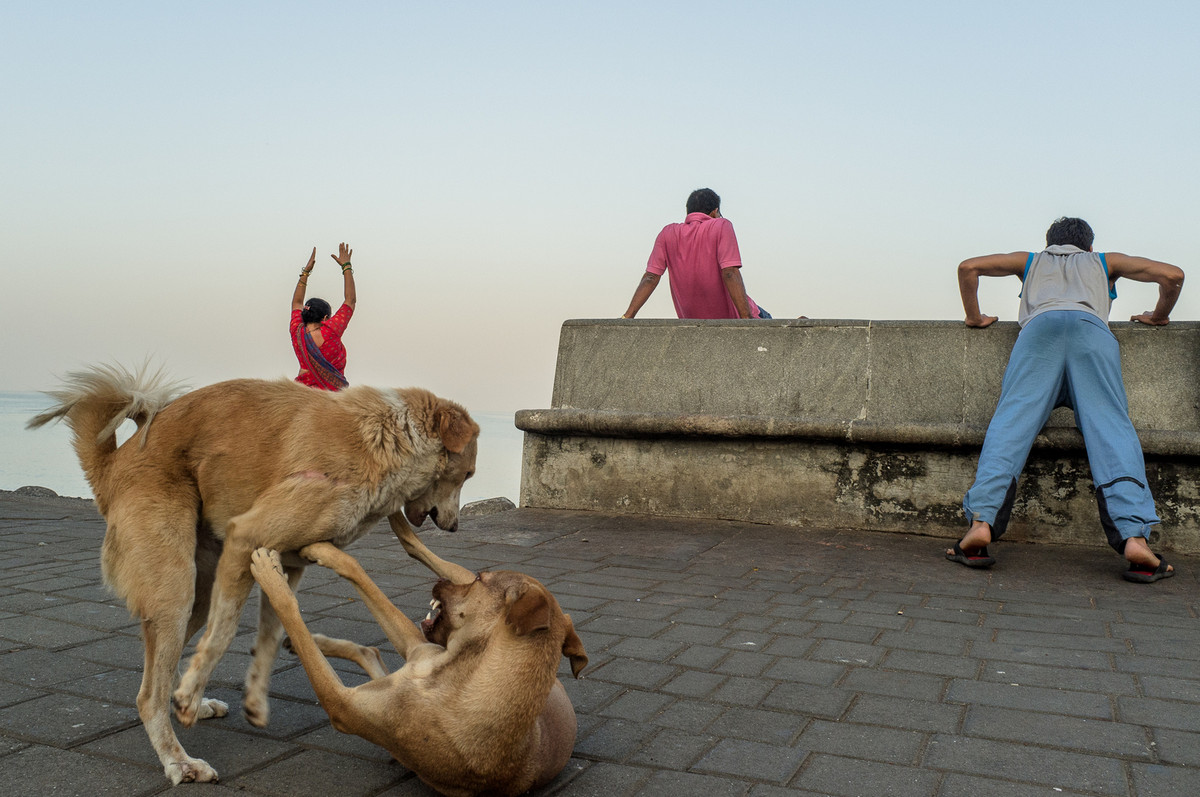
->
[[963, 310, 1159, 552]]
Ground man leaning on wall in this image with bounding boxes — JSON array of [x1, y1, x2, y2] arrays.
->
[[948, 216, 1184, 583], [622, 188, 770, 320]]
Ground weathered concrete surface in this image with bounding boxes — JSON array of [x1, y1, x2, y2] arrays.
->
[[519, 319, 1200, 553]]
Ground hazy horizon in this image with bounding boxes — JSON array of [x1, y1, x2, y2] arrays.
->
[[4, 2, 1197, 414]]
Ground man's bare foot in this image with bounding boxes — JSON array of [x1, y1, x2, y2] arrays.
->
[[946, 521, 995, 567], [1123, 536, 1174, 582]]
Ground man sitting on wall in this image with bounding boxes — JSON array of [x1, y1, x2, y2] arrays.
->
[[621, 188, 770, 320], [949, 216, 1184, 583]]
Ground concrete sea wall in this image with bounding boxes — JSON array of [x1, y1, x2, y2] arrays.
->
[[516, 319, 1200, 553]]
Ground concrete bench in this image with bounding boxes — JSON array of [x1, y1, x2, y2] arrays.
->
[[516, 319, 1200, 553]]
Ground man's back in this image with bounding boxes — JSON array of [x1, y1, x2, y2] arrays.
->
[[648, 212, 758, 319]]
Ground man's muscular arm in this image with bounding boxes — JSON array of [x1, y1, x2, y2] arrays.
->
[[957, 252, 1029, 328], [1105, 252, 1184, 325]]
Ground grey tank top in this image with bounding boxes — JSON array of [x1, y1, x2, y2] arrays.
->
[[1018, 244, 1115, 327]]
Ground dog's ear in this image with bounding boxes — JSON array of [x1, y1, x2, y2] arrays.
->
[[505, 584, 551, 636], [436, 403, 478, 455], [561, 614, 588, 678]]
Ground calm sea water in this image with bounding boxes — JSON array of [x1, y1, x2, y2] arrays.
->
[[0, 392, 523, 505]]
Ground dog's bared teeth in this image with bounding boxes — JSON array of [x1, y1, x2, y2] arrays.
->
[[425, 611, 433, 621]]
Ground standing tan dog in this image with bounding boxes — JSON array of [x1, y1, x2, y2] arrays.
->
[[251, 541, 588, 797], [28, 364, 479, 785]]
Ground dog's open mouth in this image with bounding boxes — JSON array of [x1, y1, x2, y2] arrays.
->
[[421, 597, 445, 642]]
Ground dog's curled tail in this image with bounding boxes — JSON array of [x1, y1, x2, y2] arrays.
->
[[27, 363, 187, 493]]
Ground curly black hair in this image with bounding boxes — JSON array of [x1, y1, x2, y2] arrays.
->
[[1045, 217, 1095, 250]]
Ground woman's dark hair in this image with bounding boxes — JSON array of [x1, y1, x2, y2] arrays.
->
[[301, 298, 332, 324], [686, 188, 721, 215], [1045, 217, 1095, 250]]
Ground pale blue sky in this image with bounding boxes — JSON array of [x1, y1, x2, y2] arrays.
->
[[3, 1, 1197, 411]]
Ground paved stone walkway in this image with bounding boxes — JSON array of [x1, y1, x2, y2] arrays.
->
[[1, 489, 1198, 796]]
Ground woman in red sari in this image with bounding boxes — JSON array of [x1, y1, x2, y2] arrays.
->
[[290, 243, 356, 390]]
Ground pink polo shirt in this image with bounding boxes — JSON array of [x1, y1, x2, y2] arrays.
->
[[646, 212, 761, 319]]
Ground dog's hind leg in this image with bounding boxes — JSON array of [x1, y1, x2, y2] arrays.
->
[[139, 603, 220, 783], [242, 564, 304, 727], [185, 528, 229, 722], [306, 633, 390, 679], [173, 535, 260, 727]]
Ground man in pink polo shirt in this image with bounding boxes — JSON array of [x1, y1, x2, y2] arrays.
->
[[621, 188, 768, 320]]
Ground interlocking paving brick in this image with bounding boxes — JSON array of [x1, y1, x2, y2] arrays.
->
[[1128, 762, 1199, 797], [762, 682, 854, 719], [840, 668, 948, 702], [650, 697, 726, 732], [708, 707, 805, 746], [588, 658, 677, 690], [883, 649, 979, 678], [713, 650, 775, 677], [627, 728, 718, 769], [976, 660, 1138, 695], [793, 753, 940, 797], [945, 680, 1112, 719], [661, 669, 725, 698], [923, 735, 1128, 794], [693, 738, 808, 783], [968, 640, 1113, 670], [963, 705, 1152, 758], [846, 694, 963, 734], [633, 769, 748, 796], [710, 676, 776, 707], [797, 719, 925, 765], [937, 772, 1097, 796], [875, 629, 969, 655], [1139, 674, 1200, 703], [576, 718, 662, 760], [232, 748, 406, 795], [1118, 696, 1200, 732], [1152, 728, 1200, 766], [598, 690, 676, 722], [809, 639, 885, 667]]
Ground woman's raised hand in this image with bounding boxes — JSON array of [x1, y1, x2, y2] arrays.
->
[[331, 243, 353, 268], [303, 247, 316, 274]]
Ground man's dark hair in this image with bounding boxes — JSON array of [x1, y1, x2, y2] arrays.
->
[[686, 188, 721, 215], [301, 298, 333, 324], [1045, 217, 1095, 250]]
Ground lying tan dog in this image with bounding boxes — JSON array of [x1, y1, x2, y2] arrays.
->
[[28, 364, 479, 785], [251, 541, 588, 797]]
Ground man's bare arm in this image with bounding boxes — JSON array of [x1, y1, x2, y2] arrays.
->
[[1105, 252, 1184, 325], [721, 267, 752, 319], [958, 252, 1029, 328], [622, 272, 661, 319]]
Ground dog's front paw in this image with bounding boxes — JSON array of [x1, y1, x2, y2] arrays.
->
[[250, 548, 286, 585], [164, 755, 219, 785], [197, 697, 228, 720], [172, 683, 203, 728], [242, 693, 270, 728]]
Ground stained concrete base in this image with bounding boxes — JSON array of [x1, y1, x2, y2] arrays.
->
[[518, 319, 1200, 554]]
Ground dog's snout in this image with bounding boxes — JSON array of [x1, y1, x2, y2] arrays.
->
[[428, 507, 439, 523]]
